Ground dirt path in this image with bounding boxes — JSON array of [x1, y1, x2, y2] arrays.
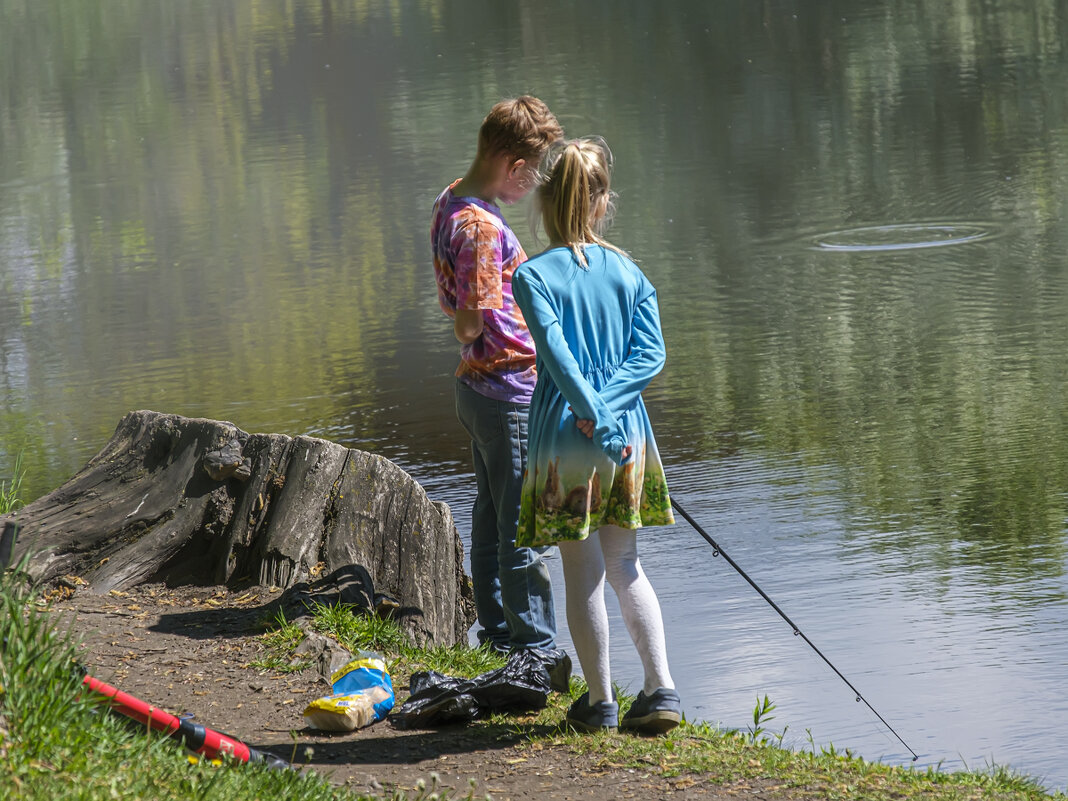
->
[[50, 583, 779, 801]]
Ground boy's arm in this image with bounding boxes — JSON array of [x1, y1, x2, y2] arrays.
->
[[450, 218, 503, 344], [453, 309, 484, 343]]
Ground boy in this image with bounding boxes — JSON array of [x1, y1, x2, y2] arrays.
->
[[430, 96, 564, 651]]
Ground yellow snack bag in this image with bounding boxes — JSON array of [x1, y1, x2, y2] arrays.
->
[[303, 653, 394, 732]]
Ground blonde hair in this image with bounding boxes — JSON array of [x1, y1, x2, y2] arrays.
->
[[477, 96, 564, 163], [537, 137, 627, 268]]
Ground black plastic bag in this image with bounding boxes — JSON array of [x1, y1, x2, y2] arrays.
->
[[389, 647, 571, 729]]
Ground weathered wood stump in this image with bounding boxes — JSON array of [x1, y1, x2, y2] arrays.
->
[[2, 410, 474, 646]]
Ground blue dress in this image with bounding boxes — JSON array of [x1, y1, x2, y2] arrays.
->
[[512, 244, 674, 547]]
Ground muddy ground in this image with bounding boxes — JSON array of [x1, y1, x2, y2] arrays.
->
[[46, 582, 794, 801]]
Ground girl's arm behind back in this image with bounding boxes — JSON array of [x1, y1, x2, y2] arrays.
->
[[598, 282, 667, 416], [513, 266, 630, 465]]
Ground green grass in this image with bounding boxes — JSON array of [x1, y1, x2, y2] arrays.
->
[[253, 604, 1068, 801], [559, 717, 1057, 800], [311, 601, 412, 657], [0, 453, 24, 515], [0, 576, 477, 800], [249, 609, 310, 672], [3, 574, 1064, 801], [491, 686, 1064, 801], [261, 600, 508, 679]]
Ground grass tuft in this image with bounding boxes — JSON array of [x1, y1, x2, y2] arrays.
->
[[255, 602, 510, 680], [249, 609, 309, 672], [311, 601, 411, 656], [1, 453, 24, 516]]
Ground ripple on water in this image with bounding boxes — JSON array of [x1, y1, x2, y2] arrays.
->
[[810, 222, 1000, 253]]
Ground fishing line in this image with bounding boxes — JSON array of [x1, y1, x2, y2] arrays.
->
[[670, 496, 919, 761]]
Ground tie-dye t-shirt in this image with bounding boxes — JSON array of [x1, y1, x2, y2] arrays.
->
[[431, 180, 537, 403]]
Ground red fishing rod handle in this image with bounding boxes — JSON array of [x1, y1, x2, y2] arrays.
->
[[81, 674, 279, 766], [82, 675, 183, 734]]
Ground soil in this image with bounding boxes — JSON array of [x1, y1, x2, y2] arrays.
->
[[50, 582, 785, 801]]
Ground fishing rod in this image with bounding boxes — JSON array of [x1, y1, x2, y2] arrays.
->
[[82, 674, 290, 769], [670, 497, 919, 761]]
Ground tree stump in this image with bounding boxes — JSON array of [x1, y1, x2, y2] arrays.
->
[[2, 410, 474, 646]]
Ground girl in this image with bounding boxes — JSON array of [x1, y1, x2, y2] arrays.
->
[[512, 137, 681, 734]]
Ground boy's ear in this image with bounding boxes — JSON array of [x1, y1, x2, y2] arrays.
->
[[508, 157, 527, 177]]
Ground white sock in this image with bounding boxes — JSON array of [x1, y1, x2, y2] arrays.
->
[[599, 524, 674, 695], [558, 533, 613, 705], [558, 526, 674, 703]]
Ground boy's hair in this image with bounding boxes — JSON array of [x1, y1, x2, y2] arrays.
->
[[538, 136, 627, 268], [477, 96, 564, 163]]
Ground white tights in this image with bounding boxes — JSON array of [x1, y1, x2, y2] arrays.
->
[[557, 524, 674, 705]]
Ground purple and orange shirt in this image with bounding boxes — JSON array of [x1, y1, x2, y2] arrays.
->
[[431, 180, 537, 403]]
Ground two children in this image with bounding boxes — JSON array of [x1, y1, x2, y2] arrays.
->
[[432, 100, 680, 734]]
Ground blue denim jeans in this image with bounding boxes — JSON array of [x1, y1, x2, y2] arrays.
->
[[455, 379, 556, 649]]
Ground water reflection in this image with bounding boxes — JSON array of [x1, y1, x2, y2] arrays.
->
[[4, 0, 1068, 789]]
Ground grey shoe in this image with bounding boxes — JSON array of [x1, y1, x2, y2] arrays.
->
[[565, 691, 618, 732], [620, 688, 682, 735]]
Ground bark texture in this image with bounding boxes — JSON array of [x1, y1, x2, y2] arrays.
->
[[3, 410, 474, 646]]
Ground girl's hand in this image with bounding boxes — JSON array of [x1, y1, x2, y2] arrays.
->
[[569, 406, 630, 461], [569, 406, 595, 438]]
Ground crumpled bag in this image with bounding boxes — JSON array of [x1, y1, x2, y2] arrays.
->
[[303, 652, 395, 731], [389, 647, 572, 729]]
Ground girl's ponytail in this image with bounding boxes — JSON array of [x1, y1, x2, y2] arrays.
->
[[538, 137, 625, 268]]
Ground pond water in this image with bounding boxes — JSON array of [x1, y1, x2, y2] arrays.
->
[[4, 0, 1068, 789]]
